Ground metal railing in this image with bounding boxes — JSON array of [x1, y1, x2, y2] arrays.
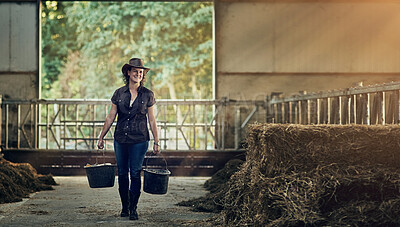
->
[[0, 97, 264, 152], [3, 81, 400, 152], [268, 81, 400, 125]]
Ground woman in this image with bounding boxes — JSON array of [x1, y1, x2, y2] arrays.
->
[[97, 58, 160, 220]]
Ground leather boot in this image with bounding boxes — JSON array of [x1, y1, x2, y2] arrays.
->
[[118, 188, 129, 217], [129, 190, 140, 220]]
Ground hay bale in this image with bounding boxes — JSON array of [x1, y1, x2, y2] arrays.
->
[[220, 124, 400, 226], [204, 159, 244, 193], [0, 157, 57, 204], [177, 159, 244, 212]]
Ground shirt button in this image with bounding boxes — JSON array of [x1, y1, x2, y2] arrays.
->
[[125, 133, 127, 135], [128, 112, 130, 114], [128, 118, 130, 121]]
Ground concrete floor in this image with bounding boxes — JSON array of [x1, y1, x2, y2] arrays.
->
[[0, 176, 216, 227]]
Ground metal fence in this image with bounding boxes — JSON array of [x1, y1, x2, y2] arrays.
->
[[0, 97, 264, 152], [2, 81, 400, 152], [268, 81, 400, 125]]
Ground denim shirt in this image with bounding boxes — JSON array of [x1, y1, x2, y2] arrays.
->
[[111, 85, 156, 144]]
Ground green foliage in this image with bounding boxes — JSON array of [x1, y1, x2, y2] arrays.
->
[[41, 1, 78, 98], [41, 1, 213, 99]]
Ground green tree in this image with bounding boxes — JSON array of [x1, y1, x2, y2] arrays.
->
[[41, 1, 78, 98], [42, 1, 213, 99]]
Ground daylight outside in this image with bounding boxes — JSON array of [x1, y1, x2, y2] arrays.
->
[[41, 1, 214, 151], [3, 1, 400, 226]]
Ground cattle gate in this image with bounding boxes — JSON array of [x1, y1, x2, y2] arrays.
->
[[1, 81, 400, 175]]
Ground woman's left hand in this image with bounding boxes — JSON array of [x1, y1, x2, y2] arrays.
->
[[153, 143, 161, 155]]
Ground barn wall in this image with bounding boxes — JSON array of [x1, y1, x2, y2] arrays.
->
[[215, 0, 400, 100], [0, 2, 38, 100], [0, 2, 38, 149]]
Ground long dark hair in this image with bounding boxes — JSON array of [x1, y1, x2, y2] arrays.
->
[[122, 67, 146, 87]]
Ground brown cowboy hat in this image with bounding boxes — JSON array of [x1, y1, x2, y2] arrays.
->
[[121, 58, 150, 75]]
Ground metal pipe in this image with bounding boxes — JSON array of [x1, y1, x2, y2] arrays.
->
[[63, 104, 66, 149], [234, 106, 240, 150], [192, 104, 196, 150], [46, 104, 49, 149], [34, 103, 38, 149], [17, 104, 21, 149], [204, 104, 208, 151], [5, 105, 9, 148], [75, 104, 78, 150], [0, 95, 2, 150]]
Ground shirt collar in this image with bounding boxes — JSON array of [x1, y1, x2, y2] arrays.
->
[[122, 84, 143, 93]]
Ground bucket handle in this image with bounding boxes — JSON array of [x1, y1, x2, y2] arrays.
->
[[95, 149, 106, 165], [145, 153, 168, 171]]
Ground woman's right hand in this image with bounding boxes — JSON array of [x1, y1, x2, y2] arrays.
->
[[97, 138, 104, 149]]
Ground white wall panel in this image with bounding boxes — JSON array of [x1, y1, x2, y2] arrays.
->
[[10, 3, 37, 72], [0, 3, 10, 71]]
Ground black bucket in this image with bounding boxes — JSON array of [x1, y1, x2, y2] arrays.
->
[[84, 163, 117, 188], [143, 155, 171, 195], [84, 149, 117, 188]]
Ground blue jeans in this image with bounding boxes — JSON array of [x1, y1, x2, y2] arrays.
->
[[114, 140, 149, 195]]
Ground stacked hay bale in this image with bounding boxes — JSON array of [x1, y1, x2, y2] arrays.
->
[[221, 124, 400, 226], [0, 157, 57, 204]]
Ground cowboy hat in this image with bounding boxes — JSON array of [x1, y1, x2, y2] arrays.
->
[[121, 58, 150, 75]]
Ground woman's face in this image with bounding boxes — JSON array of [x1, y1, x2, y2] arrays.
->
[[128, 67, 144, 84]]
